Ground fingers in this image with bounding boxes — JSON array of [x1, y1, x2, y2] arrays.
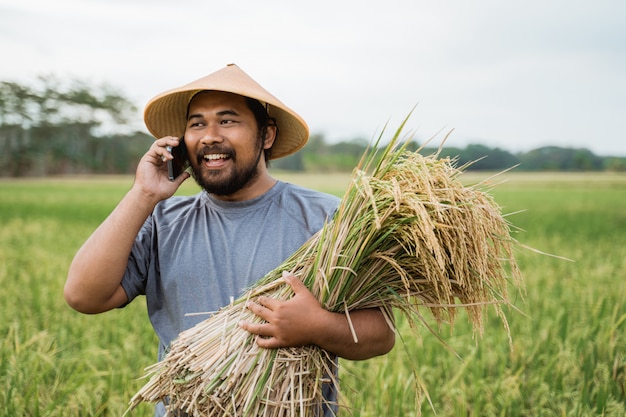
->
[[255, 334, 280, 349], [244, 297, 278, 325], [256, 295, 279, 311], [282, 270, 306, 293], [243, 271, 307, 322], [160, 147, 170, 162], [238, 272, 316, 349], [152, 136, 180, 163], [238, 303, 280, 348], [238, 319, 272, 337], [134, 136, 188, 198], [245, 298, 267, 316]]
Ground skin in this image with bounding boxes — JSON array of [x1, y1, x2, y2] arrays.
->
[[65, 91, 394, 360]]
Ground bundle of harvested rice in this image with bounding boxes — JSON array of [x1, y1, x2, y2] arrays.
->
[[126, 123, 523, 416]]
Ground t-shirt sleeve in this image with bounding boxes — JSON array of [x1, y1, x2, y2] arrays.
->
[[119, 216, 154, 304]]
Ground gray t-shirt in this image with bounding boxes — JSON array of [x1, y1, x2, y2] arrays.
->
[[120, 180, 341, 416]]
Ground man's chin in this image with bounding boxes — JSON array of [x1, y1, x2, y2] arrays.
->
[[192, 168, 223, 190], [191, 161, 260, 197], [192, 172, 242, 196]]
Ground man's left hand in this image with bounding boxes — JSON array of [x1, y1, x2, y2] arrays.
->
[[239, 271, 330, 349]]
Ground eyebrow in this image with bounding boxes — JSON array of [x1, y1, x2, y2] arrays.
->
[[187, 109, 240, 121]]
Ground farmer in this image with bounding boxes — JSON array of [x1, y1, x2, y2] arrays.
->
[[64, 63, 395, 416]]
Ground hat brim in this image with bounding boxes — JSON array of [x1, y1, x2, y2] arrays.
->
[[143, 64, 309, 160]]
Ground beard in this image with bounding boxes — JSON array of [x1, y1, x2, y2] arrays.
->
[[190, 138, 265, 197]]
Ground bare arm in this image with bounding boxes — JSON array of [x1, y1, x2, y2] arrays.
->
[[240, 272, 395, 360], [64, 137, 189, 314]]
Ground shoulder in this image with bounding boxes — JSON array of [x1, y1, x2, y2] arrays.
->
[[270, 182, 340, 231], [151, 192, 204, 224], [278, 182, 340, 212], [278, 181, 340, 202]]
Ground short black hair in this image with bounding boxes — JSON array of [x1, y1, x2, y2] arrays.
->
[[244, 97, 278, 165]]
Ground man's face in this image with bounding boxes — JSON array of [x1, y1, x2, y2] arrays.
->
[[184, 91, 273, 197]]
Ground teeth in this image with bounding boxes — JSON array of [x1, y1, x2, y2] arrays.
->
[[203, 154, 229, 160]]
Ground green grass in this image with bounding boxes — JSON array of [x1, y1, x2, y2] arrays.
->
[[0, 171, 625, 416]]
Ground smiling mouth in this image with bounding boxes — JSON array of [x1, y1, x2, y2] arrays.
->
[[203, 153, 230, 162]]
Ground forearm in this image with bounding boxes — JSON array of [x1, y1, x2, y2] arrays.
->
[[65, 137, 189, 314], [64, 186, 158, 313], [313, 308, 395, 360]]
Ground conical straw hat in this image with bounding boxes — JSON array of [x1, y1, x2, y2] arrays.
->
[[144, 64, 309, 159]]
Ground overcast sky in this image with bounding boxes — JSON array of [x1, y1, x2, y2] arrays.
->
[[1, 0, 625, 156]]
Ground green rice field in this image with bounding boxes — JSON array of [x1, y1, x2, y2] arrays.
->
[[1, 171, 625, 416]]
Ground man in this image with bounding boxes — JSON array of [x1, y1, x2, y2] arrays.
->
[[64, 64, 395, 416]]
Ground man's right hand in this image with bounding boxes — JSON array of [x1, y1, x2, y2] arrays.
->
[[133, 136, 190, 204]]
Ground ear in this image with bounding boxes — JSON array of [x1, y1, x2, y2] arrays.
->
[[263, 124, 277, 150]]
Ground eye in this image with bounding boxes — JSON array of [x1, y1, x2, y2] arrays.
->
[[188, 120, 205, 128]]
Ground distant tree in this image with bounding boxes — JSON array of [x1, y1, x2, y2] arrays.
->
[[304, 133, 329, 155], [604, 157, 626, 172], [0, 75, 138, 176], [286, 134, 369, 172], [330, 138, 368, 157], [326, 138, 368, 170], [417, 144, 519, 171], [425, 146, 463, 160], [457, 144, 520, 170], [271, 149, 305, 171], [571, 149, 602, 170], [519, 146, 603, 171], [292, 137, 618, 173]]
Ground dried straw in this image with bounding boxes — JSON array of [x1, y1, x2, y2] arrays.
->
[[126, 123, 523, 416]]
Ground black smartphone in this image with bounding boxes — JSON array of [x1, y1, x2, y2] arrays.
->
[[166, 138, 188, 181]]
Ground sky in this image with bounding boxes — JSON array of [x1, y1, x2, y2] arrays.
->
[[1, 0, 625, 156]]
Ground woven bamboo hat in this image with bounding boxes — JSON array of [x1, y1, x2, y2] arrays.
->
[[143, 64, 309, 159]]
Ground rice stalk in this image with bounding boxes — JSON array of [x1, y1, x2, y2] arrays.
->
[[125, 122, 523, 416]]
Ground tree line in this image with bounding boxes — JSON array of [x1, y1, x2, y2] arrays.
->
[[272, 136, 626, 173], [1, 76, 625, 177]]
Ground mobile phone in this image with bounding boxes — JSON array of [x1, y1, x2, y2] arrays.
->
[[166, 138, 188, 181]]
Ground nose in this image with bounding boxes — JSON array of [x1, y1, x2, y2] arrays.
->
[[200, 124, 224, 145]]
